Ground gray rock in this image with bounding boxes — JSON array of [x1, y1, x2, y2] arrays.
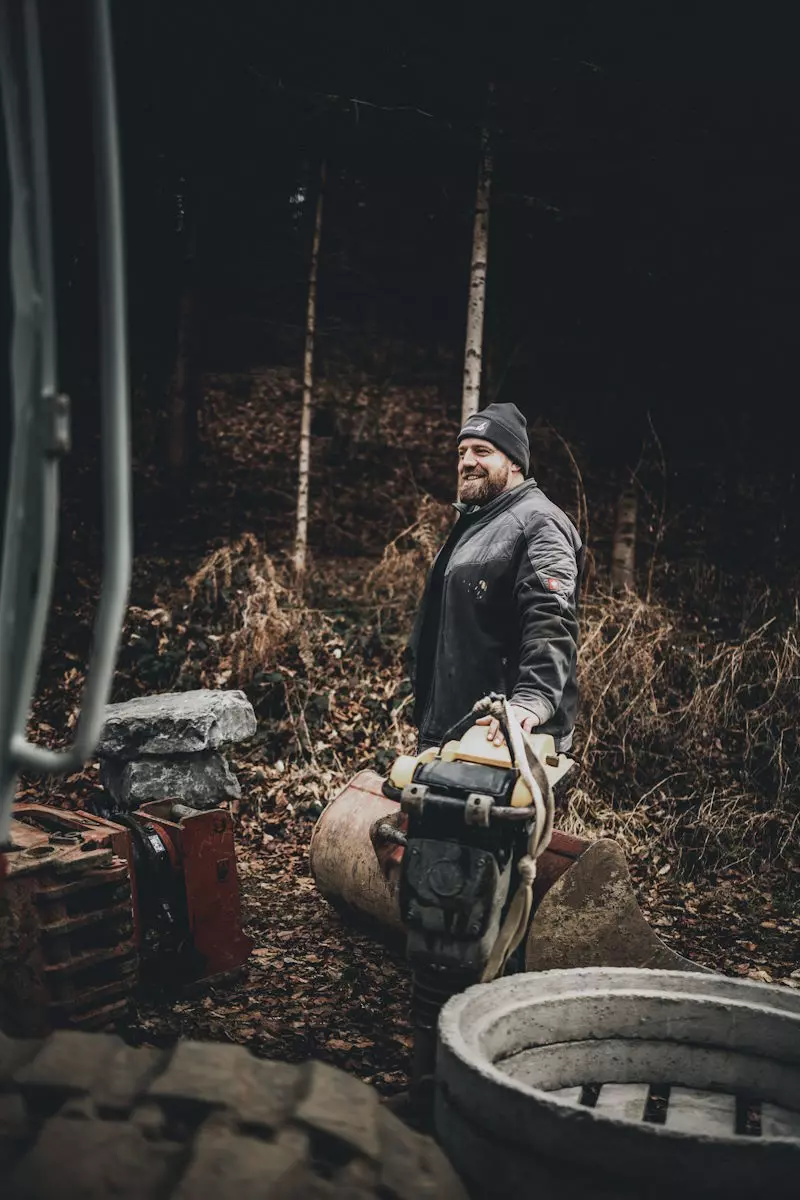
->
[[97, 690, 256, 759], [100, 752, 242, 810]]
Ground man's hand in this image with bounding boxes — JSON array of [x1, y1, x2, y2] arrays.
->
[[476, 704, 540, 747]]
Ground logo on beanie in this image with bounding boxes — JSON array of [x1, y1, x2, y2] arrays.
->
[[463, 420, 489, 434]]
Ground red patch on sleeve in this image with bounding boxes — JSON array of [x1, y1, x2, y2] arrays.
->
[[547, 578, 561, 591]]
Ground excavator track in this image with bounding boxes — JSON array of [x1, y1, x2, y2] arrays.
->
[[0, 1030, 466, 1199]]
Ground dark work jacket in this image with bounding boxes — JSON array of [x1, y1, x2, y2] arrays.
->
[[407, 478, 584, 751]]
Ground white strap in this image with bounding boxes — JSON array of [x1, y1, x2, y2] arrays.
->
[[470, 696, 555, 982]]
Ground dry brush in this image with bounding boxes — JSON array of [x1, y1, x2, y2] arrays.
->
[[173, 501, 799, 879]]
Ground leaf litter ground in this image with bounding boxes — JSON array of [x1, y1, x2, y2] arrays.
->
[[19, 367, 800, 1092]]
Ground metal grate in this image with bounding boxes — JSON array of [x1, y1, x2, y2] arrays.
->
[[547, 1083, 800, 1140]]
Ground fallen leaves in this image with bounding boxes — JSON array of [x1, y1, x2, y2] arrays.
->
[[120, 813, 414, 1094], [13, 367, 800, 1095], [635, 861, 800, 985]]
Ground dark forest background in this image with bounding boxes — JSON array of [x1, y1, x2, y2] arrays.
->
[[2, 1, 799, 1064], [36, 0, 800, 572]]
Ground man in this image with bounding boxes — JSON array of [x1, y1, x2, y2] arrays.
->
[[408, 402, 584, 754]]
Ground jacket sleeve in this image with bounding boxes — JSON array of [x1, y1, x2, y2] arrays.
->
[[511, 514, 580, 724]]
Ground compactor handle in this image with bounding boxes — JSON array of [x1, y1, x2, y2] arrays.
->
[[438, 692, 518, 768]]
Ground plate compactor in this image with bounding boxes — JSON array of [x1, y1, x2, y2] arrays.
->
[[311, 695, 698, 1108]]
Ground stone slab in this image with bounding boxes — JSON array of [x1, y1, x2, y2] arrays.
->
[[92, 1045, 166, 1114], [97, 690, 256, 759], [100, 752, 241, 810]]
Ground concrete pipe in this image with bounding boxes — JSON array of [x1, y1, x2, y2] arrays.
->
[[436, 968, 800, 1199]]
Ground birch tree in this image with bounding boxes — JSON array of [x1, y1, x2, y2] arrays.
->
[[293, 162, 325, 587], [461, 122, 493, 423]]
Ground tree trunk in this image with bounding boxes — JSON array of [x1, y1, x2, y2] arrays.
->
[[293, 162, 325, 588], [612, 485, 638, 592], [461, 121, 493, 424]]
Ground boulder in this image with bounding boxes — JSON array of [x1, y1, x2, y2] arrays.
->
[[100, 752, 242, 810], [98, 690, 256, 759]]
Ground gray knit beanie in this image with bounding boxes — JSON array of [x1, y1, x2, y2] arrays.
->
[[458, 402, 530, 475]]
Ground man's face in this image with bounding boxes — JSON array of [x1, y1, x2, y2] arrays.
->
[[457, 438, 518, 504]]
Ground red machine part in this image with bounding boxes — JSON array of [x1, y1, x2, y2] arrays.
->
[[1, 800, 253, 1037], [1, 805, 139, 1036], [136, 801, 254, 978], [31, 804, 143, 943]]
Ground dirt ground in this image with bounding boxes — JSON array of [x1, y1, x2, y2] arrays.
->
[[122, 799, 800, 1096], [17, 369, 800, 1089]]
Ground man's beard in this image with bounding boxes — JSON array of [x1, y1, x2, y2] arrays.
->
[[458, 461, 510, 505]]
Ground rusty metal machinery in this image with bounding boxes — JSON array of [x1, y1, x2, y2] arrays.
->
[[129, 799, 254, 982], [0, 806, 138, 1035], [0, 801, 253, 1037]]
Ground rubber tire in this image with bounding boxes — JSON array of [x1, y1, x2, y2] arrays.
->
[[1, 1029, 467, 1198]]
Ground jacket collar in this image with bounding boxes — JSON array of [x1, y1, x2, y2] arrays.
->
[[452, 476, 539, 522]]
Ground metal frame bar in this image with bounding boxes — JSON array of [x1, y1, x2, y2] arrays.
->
[[0, 0, 131, 843]]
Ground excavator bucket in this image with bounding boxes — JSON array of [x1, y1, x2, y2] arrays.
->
[[310, 770, 701, 973], [525, 837, 703, 972]]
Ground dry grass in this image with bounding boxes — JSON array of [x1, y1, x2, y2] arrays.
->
[[183, 535, 352, 769], [358, 497, 800, 875], [186, 533, 317, 686], [362, 497, 453, 647], [180, 501, 799, 879], [570, 590, 800, 874]]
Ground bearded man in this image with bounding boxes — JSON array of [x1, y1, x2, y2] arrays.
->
[[408, 402, 584, 754]]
